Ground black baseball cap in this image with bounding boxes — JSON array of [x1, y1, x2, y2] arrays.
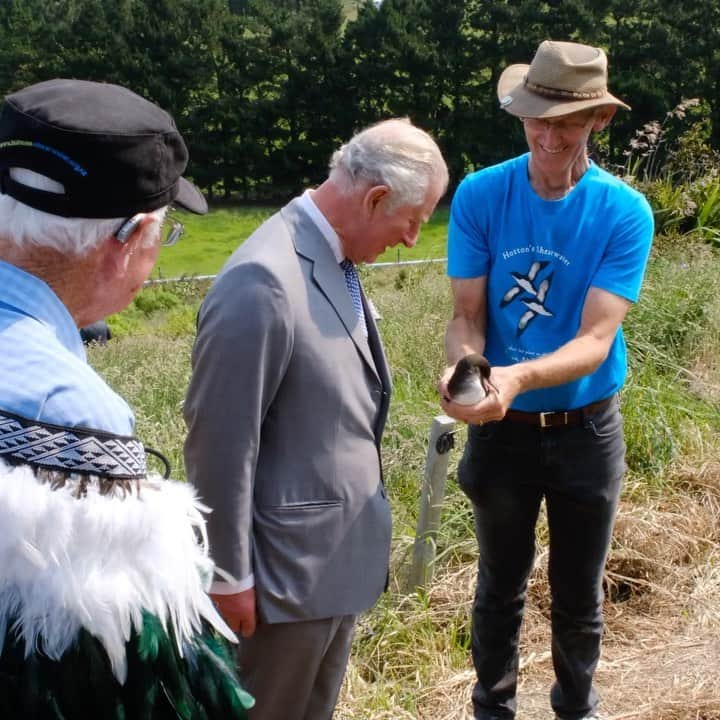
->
[[0, 78, 207, 218]]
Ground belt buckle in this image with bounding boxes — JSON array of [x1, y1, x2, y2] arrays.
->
[[539, 411, 568, 428]]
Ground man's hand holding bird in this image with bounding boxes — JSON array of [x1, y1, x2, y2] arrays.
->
[[439, 353, 522, 425]]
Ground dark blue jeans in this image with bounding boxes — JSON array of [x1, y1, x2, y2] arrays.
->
[[457, 397, 625, 720]]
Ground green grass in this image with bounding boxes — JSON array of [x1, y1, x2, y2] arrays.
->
[[621, 241, 720, 487], [154, 207, 276, 278], [90, 235, 720, 719], [154, 206, 450, 279], [376, 208, 449, 264]]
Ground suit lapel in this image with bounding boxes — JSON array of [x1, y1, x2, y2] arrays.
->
[[363, 290, 392, 441], [362, 291, 391, 389], [282, 200, 380, 382]]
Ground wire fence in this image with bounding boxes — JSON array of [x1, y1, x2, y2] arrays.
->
[[144, 257, 447, 286]]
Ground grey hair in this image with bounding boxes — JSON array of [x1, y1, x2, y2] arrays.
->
[[329, 118, 448, 211], [0, 168, 166, 255]]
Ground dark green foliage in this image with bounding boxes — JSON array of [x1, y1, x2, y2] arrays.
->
[[618, 99, 720, 247], [134, 288, 182, 315], [3, 0, 720, 198], [0, 611, 252, 719]]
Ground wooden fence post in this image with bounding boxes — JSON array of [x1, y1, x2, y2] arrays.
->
[[408, 414, 456, 591]]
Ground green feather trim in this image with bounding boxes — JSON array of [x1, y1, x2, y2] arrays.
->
[[0, 610, 253, 719]]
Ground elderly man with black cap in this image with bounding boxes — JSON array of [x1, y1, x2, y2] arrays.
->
[[0, 79, 253, 718], [439, 42, 654, 720]]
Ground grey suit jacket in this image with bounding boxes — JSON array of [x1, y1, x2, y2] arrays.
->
[[184, 198, 393, 623]]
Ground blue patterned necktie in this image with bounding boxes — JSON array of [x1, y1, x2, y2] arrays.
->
[[340, 259, 368, 336]]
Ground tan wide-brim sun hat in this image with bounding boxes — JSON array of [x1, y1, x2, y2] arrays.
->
[[497, 40, 630, 119]]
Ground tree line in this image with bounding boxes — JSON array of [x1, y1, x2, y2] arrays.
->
[[1, 0, 718, 201]]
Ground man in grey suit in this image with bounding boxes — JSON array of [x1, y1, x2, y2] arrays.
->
[[184, 118, 448, 720]]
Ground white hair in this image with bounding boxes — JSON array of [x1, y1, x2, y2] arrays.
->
[[329, 118, 448, 211], [0, 168, 166, 256]]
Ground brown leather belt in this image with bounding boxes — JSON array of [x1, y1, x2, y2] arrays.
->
[[503, 395, 615, 429]]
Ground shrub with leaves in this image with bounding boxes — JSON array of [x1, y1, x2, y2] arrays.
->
[[621, 99, 720, 247]]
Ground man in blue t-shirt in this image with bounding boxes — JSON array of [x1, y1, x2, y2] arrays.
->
[[439, 41, 654, 720]]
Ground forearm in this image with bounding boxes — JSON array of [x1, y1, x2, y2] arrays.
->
[[505, 287, 631, 397], [506, 332, 612, 396], [442, 332, 612, 423], [442, 286, 626, 423], [444, 277, 488, 366], [184, 326, 256, 580], [184, 389, 257, 582], [444, 314, 486, 366]]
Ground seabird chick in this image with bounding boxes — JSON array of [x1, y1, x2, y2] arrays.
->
[[446, 353, 498, 405]]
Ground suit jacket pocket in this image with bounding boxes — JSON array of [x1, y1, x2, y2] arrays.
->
[[253, 501, 346, 607], [263, 499, 343, 511], [254, 490, 390, 622]]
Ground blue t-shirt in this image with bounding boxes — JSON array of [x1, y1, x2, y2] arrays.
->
[[448, 153, 654, 411], [0, 260, 135, 433]]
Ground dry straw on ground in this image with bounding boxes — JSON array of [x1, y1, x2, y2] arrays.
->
[[337, 459, 720, 719]]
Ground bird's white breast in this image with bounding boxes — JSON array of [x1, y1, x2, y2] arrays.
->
[[450, 376, 487, 405]]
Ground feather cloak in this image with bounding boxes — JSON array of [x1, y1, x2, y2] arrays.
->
[[0, 459, 254, 719]]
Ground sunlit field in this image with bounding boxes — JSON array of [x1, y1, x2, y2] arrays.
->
[[153, 206, 450, 279]]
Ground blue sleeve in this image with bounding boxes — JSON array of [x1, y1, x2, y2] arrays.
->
[[592, 190, 654, 303], [447, 173, 490, 279]]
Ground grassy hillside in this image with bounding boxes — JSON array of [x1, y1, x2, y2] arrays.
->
[[91, 232, 720, 718], [154, 206, 450, 279]]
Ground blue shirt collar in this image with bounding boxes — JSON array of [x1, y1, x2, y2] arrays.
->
[[0, 259, 86, 361]]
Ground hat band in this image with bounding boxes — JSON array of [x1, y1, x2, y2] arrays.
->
[[524, 78, 608, 101]]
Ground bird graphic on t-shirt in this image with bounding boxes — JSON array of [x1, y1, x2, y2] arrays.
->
[[500, 260, 549, 307], [516, 272, 554, 335], [499, 258, 555, 336], [518, 299, 553, 333], [535, 272, 553, 304]]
